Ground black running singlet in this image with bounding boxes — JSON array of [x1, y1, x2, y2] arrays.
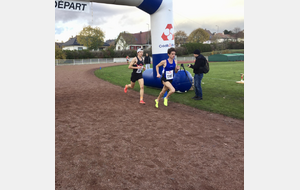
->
[[132, 56, 144, 74]]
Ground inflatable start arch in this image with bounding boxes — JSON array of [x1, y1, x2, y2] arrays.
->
[[74, 0, 193, 91]]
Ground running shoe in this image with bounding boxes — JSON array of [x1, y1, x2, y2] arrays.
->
[[155, 99, 159, 108], [164, 97, 168, 106], [124, 85, 127, 93], [140, 100, 146, 104]]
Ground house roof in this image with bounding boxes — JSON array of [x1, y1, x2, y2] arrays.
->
[[227, 31, 244, 39], [103, 39, 116, 46], [55, 42, 64, 48], [62, 36, 115, 48], [204, 29, 213, 40], [106, 39, 115, 45], [236, 31, 244, 38], [215, 33, 232, 39], [63, 36, 83, 46], [120, 31, 150, 45], [204, 29, 212, 36], [103, 42, 110, 46]]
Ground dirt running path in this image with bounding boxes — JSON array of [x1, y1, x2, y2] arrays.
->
[[55, 63, 244, 190]]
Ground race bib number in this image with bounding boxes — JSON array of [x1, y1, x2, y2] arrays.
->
[[136, 66, 143, 73], [166, 70, 174, 80]]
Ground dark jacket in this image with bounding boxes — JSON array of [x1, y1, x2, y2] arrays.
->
[[190, 54, 206, 74], [144, 56, 151, 64]]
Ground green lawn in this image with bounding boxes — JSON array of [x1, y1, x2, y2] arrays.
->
[[95, 61, 244, 119]]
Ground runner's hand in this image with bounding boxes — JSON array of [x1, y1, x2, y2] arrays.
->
[[157, 74, 161, 78]]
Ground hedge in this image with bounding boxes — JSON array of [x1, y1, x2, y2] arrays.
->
[[62, 43, 242, 59], [182, 43, 212, 54], [227, 42, 244, 49], [63, 50, 95, 59]]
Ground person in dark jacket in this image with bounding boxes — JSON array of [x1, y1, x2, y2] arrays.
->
[[188, 49, 206, 100], [144, 53, 151, 70]]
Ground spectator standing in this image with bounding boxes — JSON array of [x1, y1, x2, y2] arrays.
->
[[188, 49, 206, 100], [144, 53, 151, 70]]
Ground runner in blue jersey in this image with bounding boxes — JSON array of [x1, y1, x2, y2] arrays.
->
[[155, 47, 180, 108], [124, 48, 146, 104]]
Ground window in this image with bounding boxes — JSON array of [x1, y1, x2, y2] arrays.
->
[[78, 47, 83, 50]]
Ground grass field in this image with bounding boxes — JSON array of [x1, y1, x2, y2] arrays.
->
[[95, 61, 244, 119]]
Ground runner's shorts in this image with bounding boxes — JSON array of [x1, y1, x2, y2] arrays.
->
[[131, 73, 143, 83], [161, 75, 173, 84]]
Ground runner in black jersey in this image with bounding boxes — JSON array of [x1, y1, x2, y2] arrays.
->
[[155, 47, 180, 108], [124, 48, 146, 104]]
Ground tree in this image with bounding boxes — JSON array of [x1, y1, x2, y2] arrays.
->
[[55, 44, 66, 59], [115, 32, 136, 50], [77, 25, 105, 50], [224, 29, 232, 34], [232, 27, 241, 41], [187, 28, 210, 43], [232, 27, 241, 34], [211, 35, 220, 43], [174, 30, 187, 47], [236, 30, 244, 42]]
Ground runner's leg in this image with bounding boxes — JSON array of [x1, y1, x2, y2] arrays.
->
[[155, 85, 168, 108], [138, 78, 144, 101], [127, 81, 135, 89], [163, 81, 175, 99], [156, 85, 168, 102], [124, 81, 135, 93]]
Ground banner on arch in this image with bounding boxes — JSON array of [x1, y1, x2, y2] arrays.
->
[[55, 1, 90, 13]]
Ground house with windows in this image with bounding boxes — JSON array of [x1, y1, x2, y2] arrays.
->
[[235, 30, 244, 42], [102, 39, 116, 50], [61, 36, 115, 51], [55, 42, 64, 49], [212, 30, 244, 43], [62, 36, 88, 51], [203, 29, 213, 44], [212, 33, 234, 43], [115, 31, 151, 51]]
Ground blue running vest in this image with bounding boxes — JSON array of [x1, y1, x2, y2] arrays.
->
[[162, 59, 175, 80]]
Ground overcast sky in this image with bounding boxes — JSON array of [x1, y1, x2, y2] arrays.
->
[[55, 0, 244, 42]]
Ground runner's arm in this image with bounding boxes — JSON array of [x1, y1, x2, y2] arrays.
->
[[156, 60, 166, 78], [128, 57, 140, 69]]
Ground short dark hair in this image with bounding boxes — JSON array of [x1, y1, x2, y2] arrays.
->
[[168, 47, 176, 55]]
